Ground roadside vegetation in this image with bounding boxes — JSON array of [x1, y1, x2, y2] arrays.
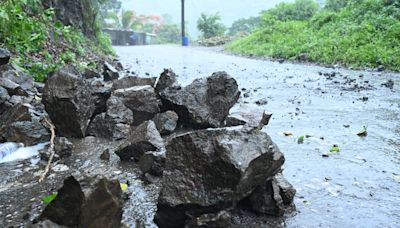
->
[[0, 0, 115, 82], [226, 0, 400, 71]]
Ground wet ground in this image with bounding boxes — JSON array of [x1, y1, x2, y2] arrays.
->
[[115, 45, 400, 228]]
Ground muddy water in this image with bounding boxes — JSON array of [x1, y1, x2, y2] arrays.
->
[[115, 45, 400, 228]]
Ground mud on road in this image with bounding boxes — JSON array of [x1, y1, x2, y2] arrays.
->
[[115, 45, 400, 228]]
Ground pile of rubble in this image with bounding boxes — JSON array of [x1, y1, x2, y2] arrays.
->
[[0, 47, 295, 227]]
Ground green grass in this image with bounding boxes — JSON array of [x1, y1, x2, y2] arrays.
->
[[226, 0, 400, 71], [0, 0, 114, 82]]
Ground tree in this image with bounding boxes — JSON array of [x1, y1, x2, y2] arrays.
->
[[197, 13, 226, 39], [324, 0, 348, 11], [228, 16, 261, 36], [267, 0, 320, 21]]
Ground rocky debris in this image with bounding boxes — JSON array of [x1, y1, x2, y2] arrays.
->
[[297, 53, 309, 62], [185, 210, 232, 228], [38, 175, 123, 228], [0, 48, 11, 65], [0, 77, 29, 96], [103, 62, 119, 81], [83, 69, 101, 79], [381, 79, 394, 89], [112, 76, 157, 91], [159, 72, 240, 128], [100, 149, 110, 161], [88, 96, 133, 140], [0, 86, 10, 114], [225, 109, 272, 131], [154, 128, 285, 227], [0, 104, 49, 146], [42, 68, 95, 138], [114, 85, 161, 125], [115, 121, 164, 162], [198, 36, 232, 47], [91, 81, 112, 116], [40, 137, 73, 161], [255, 98, 268, 106], [88, 113, 131, 140], [138, 151, 166, 176], [244, 173, 296, 216], [155, 69, 179, 93], [151, 111, 179, 135], [2, 69, 36, 95]]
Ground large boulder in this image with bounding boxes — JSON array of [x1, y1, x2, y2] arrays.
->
[[112, 76, 157, 91], [113, 86, 161, 126], [115, 121, 164, 162], [0, 104, 49, 146], [244, 173, 296, 216], [88, 96, 133, 140], [159, 72, 240, 129], [151, 111, 179, 135], [0, 48, 11, 66], [155, 69, 179, 93], [38, 176, 123, 228], [42, 68, 95, 138], [154, 128, 285, 227]]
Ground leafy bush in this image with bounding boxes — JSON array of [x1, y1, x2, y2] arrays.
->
[[197, 13, 226, 39], [267, 0, 320, 21], [324, 0, 349, 11], [0, 0, 114, 82], [227, 0, 400, 71]]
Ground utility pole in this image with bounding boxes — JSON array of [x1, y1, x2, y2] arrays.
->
[[181, 0, 187, 46]]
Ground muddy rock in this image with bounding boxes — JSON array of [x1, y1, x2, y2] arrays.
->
[[155, 69, 179, 93], [185, 210, 232, 228], [0, 104, 49, 146], [43, 68, 95, 138], [113, 85, 161, 125], [1, 69, 35, 95], [151, 111, 179, 135], [40, 137, 73, 161], [244, 173, 296, 216], [38, 175, 123, 228], [0, 48, 11, 65], [106, 96, 134, 125], [154, 128, 285, 227], [159, 72, 240, 129], [138, 151, 166, 176], [0, 77, 28, 96], [103, 62, 119, 81], [381, 79, 394, 89], [112, 76, 157, 91], [88, 113, 131, 140], [225, 109, 272, 131], [115, 121, 164, 161], [83, 69, 101, 79]]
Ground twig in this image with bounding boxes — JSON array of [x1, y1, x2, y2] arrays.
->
[[39, 117, 56, 183]]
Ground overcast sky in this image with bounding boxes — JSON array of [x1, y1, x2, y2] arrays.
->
[[120, 0, 294, 37]]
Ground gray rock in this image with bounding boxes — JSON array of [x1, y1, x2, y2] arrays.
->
[[159, 72, 240, 128], [83, 69, 101, 79], [100, 149, 110, 161], [115, 121, 164, 161], [151, 111, 179, 135], [185, 210, 232, 228], [91, 81, 112, 116], [40, 137, 73, 161], [42, 68, 95, 138], [112, 76, 157, 91], [87, 113, 131, 140], [1, 69, 35, 94], [138, 151, 166, 176], [0, 104, 49, 146], [103, 62, 119, 81], [0, 48, 11, 65], [0, 86, 10, 114], [106, 96, 133, 125], [246, 173, 296, 216], [225, 109, 272, 131], [38, 176, 123, 228], [0, 77, 28, 96], [154, 128, 284, 227], [155, 69, 179, 93], [114, 85, 161, 126]]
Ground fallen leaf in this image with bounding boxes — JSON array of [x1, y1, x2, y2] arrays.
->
[[120, 183, 128, 191], [283, 132, 293, 136], [329, 145, 340, 153], [303, 200, 311, 205], [297, 135, 305, 144], [42, 192, 58, 204], [357, 126, 368, 137]]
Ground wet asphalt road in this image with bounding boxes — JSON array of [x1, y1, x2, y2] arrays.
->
[[115, 45, 400, 228]]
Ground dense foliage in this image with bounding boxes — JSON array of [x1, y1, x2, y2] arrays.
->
[[227, 0, 400, 71], [228, 16, 261, 36], [197, 13, 226, 39], [0, 0, 114, 81]]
